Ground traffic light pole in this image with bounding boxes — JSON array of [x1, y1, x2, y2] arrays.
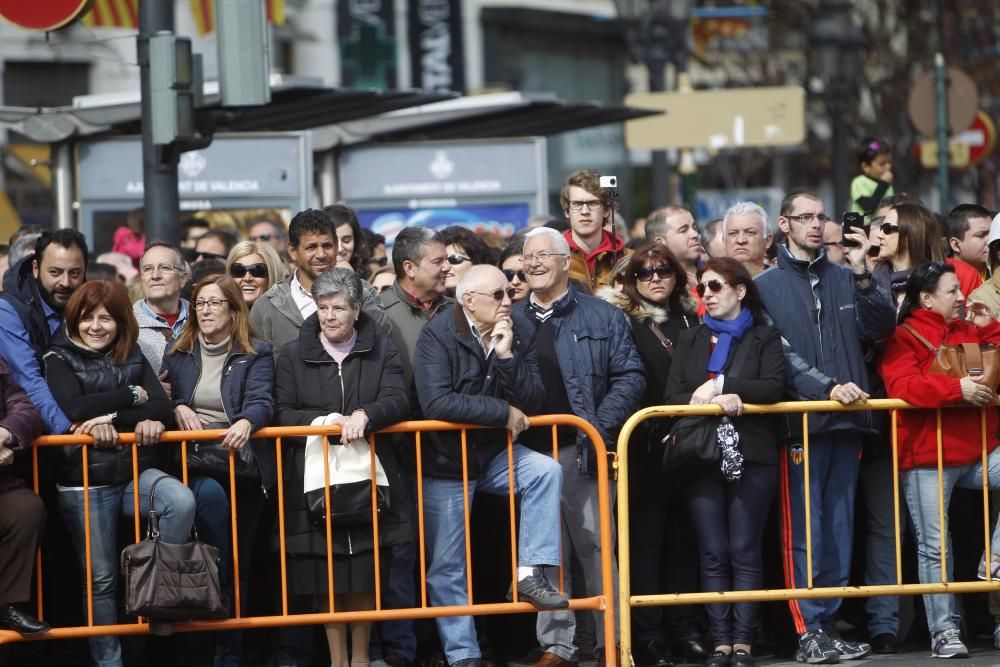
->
[[138, 0, 180, 246]]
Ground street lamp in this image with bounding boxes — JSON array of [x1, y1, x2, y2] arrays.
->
[[614, 0, 692, 210], [811, 0, 863, 213]]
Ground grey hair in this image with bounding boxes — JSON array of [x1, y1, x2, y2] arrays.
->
[[522, 226, 570, 255], [9, 232, 41, 266], [311, 267, 363, 309], [722, 201, 772, 239], [455, 264, 505, 302]]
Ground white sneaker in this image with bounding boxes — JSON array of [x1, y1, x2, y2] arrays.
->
[[931, 629, 969, 659]]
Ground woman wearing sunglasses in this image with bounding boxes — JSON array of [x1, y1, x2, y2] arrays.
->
[[664, 257, 785, 667], [225, 240, 285, 307], [598, 241, 705, 667], [498, 240, 531, 302], [879, 261, 1000, 658], [440, 226, 492, 295], [874, 203, 981, 308]]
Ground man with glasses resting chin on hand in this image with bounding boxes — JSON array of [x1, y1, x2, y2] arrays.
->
[[754, 192, 896, 664]]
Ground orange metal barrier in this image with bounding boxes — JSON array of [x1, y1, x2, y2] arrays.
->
[[1, 415, 617, 667], [616, 398, 1000, 666]]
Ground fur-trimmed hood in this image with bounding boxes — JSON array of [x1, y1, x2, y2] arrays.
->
[[596, 286, 696, 324]]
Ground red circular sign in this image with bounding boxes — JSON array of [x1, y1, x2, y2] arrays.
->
[[969, 111, 997, 166], [0, 0, 93, 32]]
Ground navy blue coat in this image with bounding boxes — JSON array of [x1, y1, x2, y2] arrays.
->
[[414, 303, 544, 480], [161, 338, 276, 491], [511, 284, 646, 473]]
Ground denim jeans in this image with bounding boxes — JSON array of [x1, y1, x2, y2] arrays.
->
[[190, 476, 265, 667], [424, 444, 562, 665], [57, 468, 197, 667], [903, 446, 1000, 635]]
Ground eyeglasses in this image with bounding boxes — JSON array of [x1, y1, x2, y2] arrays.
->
[[249, 234, 273, 242], [502, 268, 527, 282], [370, 256, 388, 268], [230, 262, 268, 279], [447, 254, 471, 266], [522, 251, 568, 264], [472, 287, 517, 301], [695, 279, 730, 297], [880, 222, 900, 235], [196, 251, 227, 262], [140, 263, 182, 276], [635, 264, 675, 282], [194, 298, 227, 311], [786, 213, 831, 224], [568, 199, 604, 212]]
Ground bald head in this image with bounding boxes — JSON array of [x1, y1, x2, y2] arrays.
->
[[457, 264, 512, 329]]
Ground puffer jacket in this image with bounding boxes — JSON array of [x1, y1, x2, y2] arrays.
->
[[414, 303, 544, 479], [161, 338, 276, 491], [755, 244, 896, 437], [44, 330, 176, 486], [274, 311, 411, 557], [512, 283, 646, 473]]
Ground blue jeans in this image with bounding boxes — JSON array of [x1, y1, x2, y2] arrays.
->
[[903, 446, 1000, 635], [57, 468, 197, 667], [424, 444, 562, 665]]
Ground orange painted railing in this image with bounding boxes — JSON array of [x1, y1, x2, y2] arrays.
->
[[1, 416, 617, 667]]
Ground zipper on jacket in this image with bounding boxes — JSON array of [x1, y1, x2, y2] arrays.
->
[[347, 530, 353, 555]]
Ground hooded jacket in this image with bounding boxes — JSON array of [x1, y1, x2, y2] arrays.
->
[[755, 245, 896, 437], [161, 338, 276, 491], [880, 309, 1000, 471], [274, 310, 411, 557], [44, 330, 176, 486], [565, 229, 629, 294], [250, 275, 392, 352], [0, 257, 70, 433]]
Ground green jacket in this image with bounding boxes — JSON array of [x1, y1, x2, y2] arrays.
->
[[379, 282, 452, 390]]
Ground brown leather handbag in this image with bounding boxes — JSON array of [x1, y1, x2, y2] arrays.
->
[[901, 323, 1000, 389]]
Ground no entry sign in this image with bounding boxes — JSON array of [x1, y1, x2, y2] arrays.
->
[[0, 0, 93, 32]]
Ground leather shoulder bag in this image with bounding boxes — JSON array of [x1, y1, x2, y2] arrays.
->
[[901, 323, 1000, 390]]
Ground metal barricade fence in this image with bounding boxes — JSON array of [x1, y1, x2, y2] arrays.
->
[[616, 398, 1000, 666], [1, 415, 617, 667]]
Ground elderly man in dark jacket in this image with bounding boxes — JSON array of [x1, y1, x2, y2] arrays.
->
[[511, 226, 645, 667], [414, 264, 567, 667]]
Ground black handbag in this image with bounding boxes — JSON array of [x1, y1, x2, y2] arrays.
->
[[120, 475, 228, 622], [303, 430, 390, 530], [185, 421, 260, 480], [307, 480, 389, 529], [661, 415, 723, 472]]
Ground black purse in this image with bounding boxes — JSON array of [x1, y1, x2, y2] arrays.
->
[[185, 421, 260, 480], [661, 415, 723, 472], [120, 475, 229, 622]]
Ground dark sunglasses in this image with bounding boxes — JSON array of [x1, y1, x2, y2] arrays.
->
[[230, 262, 268, 279], [880, 222, 899, 235], [635, 264, 675, 282], [370, 256, 388, 268], [196, 251, 227, 262], [695, 279, 729, 297], [473, 287, 517, 301], [502, 268, 527, 282], [447, 254, 471, 266]]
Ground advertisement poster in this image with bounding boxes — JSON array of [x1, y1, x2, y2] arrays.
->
[[358, 203, 529, 246]]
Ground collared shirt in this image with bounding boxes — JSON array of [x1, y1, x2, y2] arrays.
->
[[138, 298, 190, 339], [400, 285, 441, 313], [462, 310, 495, 357], [528, 289, 569, 323], [290, 270, 316, 320]]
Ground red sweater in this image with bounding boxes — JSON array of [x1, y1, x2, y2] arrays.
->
[[879, 308, 1000, 470]]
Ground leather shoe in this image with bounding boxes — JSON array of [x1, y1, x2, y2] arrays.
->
[[529, 651, 578, 667], [869, 633, 897, 654], [632, 639, 672, 667], [0, 604, 50, 637], [673, 638, 710, 664]]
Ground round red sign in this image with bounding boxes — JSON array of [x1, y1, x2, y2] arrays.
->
[[0, 0, 93, 32]]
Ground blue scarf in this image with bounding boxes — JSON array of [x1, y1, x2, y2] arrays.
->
[[704, 307, 755, 374]]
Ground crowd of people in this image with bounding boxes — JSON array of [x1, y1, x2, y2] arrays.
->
[[2, 152, 1000, 667]]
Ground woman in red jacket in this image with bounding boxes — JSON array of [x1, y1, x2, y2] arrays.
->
[[879, 260, 1000, 659]]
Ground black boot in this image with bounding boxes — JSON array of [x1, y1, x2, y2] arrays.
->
[[633, 639, 673, 667]]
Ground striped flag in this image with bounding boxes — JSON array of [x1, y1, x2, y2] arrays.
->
[[81, 0, 139, 29], [190, 0, 284, 36]]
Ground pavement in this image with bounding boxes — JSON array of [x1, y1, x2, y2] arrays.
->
[[757, 645, 1000, 666]]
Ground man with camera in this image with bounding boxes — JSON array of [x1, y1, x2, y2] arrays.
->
[[755, 191, 895, 663], [560, 170, 628, 294]]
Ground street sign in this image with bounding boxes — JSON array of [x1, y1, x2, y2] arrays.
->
[[907, 67, 979, 136], [0, 0, 92, 31], [965, 111, 996, 166], [625, 86, 805, 150], [918, 140, 970, 168]]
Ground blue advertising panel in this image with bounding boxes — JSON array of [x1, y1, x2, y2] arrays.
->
[[359, 203, 530, 246]]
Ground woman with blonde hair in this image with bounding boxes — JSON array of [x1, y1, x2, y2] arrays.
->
[[225, 240, 286, 307]]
